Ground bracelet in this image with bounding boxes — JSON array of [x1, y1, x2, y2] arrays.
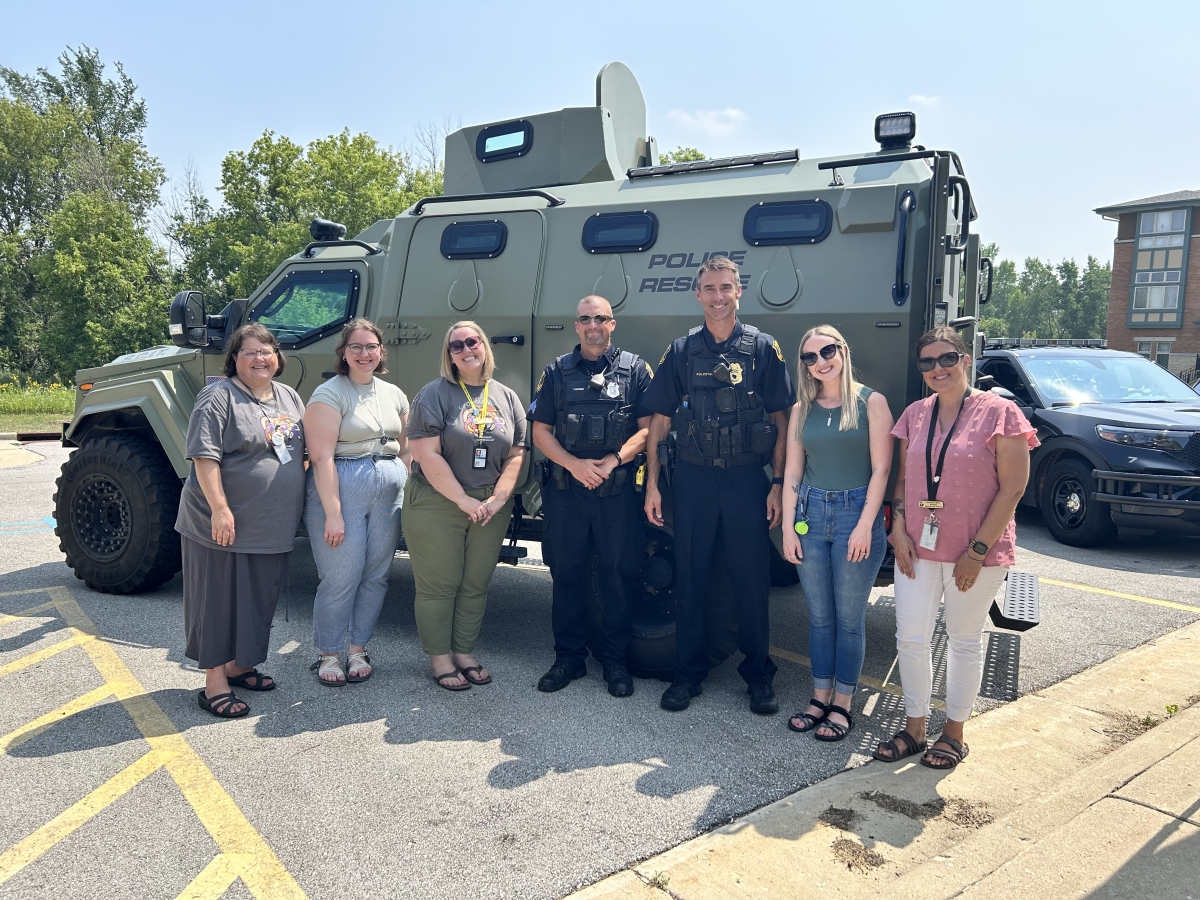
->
[[965, 551, 985, 562], [771, 477, 783, 485], [612, 451, 623, 466]]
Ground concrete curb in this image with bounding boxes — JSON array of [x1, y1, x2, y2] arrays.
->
[[568, 620, 1200, 899]]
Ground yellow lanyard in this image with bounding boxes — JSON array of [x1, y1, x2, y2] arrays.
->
[[458, 378, 491, 439]]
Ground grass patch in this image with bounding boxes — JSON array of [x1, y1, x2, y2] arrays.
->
[[860, 791, 944, 821], [0, 377, 74, 435], [818, 806, 860, 831], [831, 837, 885, 873]]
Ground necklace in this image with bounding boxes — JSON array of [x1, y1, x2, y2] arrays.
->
[[354, 378, 390, 446]]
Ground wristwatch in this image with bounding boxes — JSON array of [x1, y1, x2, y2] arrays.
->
[[969, 539, 989, 557], [771, 477, 784, 485]]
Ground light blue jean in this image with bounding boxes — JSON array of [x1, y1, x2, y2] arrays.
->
[[795, 483, 886, 695], [305, 456, 406, 653]]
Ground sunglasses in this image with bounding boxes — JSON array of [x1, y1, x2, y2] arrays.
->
[[448, 336, 483, 354], [917, 350, 964, 372], [576, 314, 613, 325], [799, 343, 840, 367]]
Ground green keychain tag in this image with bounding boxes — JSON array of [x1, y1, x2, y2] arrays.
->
[[794, 520, 809, 535]]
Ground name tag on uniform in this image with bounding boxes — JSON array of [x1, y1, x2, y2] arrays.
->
[[473, 446, 488, 469], [272, 432, 293, 464], [919, 515, 939, 551]]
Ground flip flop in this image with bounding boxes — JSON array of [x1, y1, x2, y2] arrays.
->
[[458, 665, 492, 685], [197, 690, 249, 719], [434, 669, 471, 692], [813, 704, 854, 743], [873, 730, 928, 762], [787, 698, 830, 733], [921, 735, 969, 770], [227, 669, 276, 691]]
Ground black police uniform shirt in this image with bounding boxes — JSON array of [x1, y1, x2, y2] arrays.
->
[[532, 343, 654, 440], [642, 320, 794, 420]]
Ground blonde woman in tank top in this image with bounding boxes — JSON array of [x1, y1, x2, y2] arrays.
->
[[781, 325, 893, 742]]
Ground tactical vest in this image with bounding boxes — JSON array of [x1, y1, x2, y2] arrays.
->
[[674, 324, 777, 468], [553, 349, 639, 460]]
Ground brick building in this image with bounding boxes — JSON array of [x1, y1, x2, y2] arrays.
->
[[1095, 190, 1200, 376]]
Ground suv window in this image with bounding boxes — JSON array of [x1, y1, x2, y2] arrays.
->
[[250, 269, 360, 347], [986, 359, 1036, 406]]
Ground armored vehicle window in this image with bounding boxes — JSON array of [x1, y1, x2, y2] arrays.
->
[[250, 269, 360, 348], [743, 200, 833, 246], [581, 211, 658, 254], [440, 220, 508, 259], [476, 120, 533, 162]]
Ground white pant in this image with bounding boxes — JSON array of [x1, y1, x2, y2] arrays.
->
[[893, 559, 1009, 722]]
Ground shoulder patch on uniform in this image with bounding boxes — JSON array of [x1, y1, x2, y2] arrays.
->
[[772, 339, 785, 362], [644, 360, 654, 377], [659, 346, 671, 366], [536, 370, 546, 394]]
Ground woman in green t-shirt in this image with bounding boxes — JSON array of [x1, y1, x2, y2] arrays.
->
[[781, 325, 894, 742], [404, 321, 529, 691]]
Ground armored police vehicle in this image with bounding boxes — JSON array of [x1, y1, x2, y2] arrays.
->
[[54, 62, 990, 677]]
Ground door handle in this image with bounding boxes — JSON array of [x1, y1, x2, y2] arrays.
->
[[892, 190, 916, 306], [491, 335, 525, 346]]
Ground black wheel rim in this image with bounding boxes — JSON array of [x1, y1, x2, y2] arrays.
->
[[1051, 473, 1088, 531], [72, 473, 132, 561]]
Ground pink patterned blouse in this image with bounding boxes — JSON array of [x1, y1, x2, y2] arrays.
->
[[891, 391, 1039, 566]]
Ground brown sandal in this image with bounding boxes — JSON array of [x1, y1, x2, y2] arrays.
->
[[873, 729, 927, 762], [434, 669, 471, 691]]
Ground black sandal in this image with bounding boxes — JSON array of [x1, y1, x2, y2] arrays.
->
[[921, 735, 969, 770], [873, 730, 927, 762], [813, 704, 854, 742], [434, 669, 471, 692], [197, 690, 249, 719], [458, 665, 492, 685], [227, 669, 275, 691], [787, 698, 830, 733]]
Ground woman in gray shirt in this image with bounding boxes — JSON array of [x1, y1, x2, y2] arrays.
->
[[176, 324, 306, 718], [404, 321, 528, 690]]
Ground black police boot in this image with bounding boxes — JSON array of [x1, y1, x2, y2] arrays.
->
[[603, 663, 634, 698], [747, 682, 779, 715], [537, 660, 587, 693], [660, 680, 702, 711]]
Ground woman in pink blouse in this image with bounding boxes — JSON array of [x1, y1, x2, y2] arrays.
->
[[874, 327, 1038, 771]]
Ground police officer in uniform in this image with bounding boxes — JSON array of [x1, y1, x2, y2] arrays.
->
[[533, 295, 653, 697], [643, 256, 792, 714]]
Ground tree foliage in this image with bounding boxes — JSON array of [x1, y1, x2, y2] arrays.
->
[[975, 241, 1111, 341], [658, 146, 706, 164]]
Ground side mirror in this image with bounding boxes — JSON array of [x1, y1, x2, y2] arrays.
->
[[990, 386, 1017, 402], [168, 291, 208, 348]]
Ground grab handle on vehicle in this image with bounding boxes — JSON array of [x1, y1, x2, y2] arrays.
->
[[301, 239, 381, 258], [892, 189, 916, 306], [945, 175, 971, 255], [410, 189, 565, 216], [979, 256, 994, 305]]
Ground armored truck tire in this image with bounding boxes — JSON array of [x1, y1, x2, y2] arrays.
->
[[54, 435, 183, 594], [1040, 456, 1117, 547], [583, 528, 738, 680]]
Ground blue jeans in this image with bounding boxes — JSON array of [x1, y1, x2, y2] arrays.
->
[[305, 456, 406, 653], [795, 483, 885, 695]]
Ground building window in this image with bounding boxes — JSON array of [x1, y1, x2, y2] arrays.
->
[[1133, 284, 1179, 309], [1129, 207, 1189, 326], [1136, 340, 1174, 368]]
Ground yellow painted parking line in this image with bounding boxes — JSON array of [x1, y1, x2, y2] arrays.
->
[[0, 632, 89, 678], [770, 645, 945, 712], [0, 587, 309, 899], [1039, 577, 1200, 614], [174, 853, 254, 900], [0, 599, 58, 625], [0, 748, 176, 885], [0, 684, 117, 753]]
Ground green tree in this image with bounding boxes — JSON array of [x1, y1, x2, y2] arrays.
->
[[658, 146, 706, 164]]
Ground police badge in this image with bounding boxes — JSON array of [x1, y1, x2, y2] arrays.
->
[[605, 380, 620, 398], [728, 362, 744, 385]]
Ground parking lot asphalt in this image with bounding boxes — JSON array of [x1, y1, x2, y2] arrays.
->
[[1, 442, 1197, 900]]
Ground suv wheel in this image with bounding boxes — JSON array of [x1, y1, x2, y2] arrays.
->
[[54, 435, 183, 593], [1040, 457, 1116, 547]]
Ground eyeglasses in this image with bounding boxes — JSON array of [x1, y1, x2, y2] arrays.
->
[[576, 314, 613, 325], [346, 343, 381, 354], [448, 336, 483, 354], [799, 343, 839, 367], [239, 349, 276, 360], [916, 350, 964, 372]]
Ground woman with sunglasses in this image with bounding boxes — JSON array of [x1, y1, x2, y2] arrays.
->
[[781, 325, 893, 742], [303, 319, 411, 685], [403, 321, 529, 690], [875, 327, 1037, 770]]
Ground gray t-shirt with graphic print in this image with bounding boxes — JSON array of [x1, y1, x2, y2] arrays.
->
[[406, 377, 528, 490], [175, 378, 306, 553]]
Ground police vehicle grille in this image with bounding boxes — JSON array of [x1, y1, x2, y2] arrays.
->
[[1171, 434, 1200, 472]]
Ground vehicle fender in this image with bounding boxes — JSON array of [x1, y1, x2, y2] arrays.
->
[[1031, 436, 1108, 505], [66, 370, 196, 478]]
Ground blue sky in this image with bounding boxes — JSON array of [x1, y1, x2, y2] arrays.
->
[[2, 0, 1196, 268]]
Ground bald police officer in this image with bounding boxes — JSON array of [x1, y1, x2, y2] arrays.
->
[[643, 256, 793, 715], [533, 295, 653, 697]]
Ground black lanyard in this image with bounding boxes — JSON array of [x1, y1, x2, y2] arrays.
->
[[925, 391, 970, 505]]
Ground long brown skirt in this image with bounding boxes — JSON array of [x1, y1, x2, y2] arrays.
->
[[182, 535, 290, 670]]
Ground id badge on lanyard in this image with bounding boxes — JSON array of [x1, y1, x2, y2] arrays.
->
[[271, 431, 293, 465], [473, 444, 488, 469]]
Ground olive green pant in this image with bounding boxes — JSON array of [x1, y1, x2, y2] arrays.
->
[[402, 473, 514, 656]]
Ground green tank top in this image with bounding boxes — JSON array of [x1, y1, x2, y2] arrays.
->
[[801, 387, 874, 491]]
